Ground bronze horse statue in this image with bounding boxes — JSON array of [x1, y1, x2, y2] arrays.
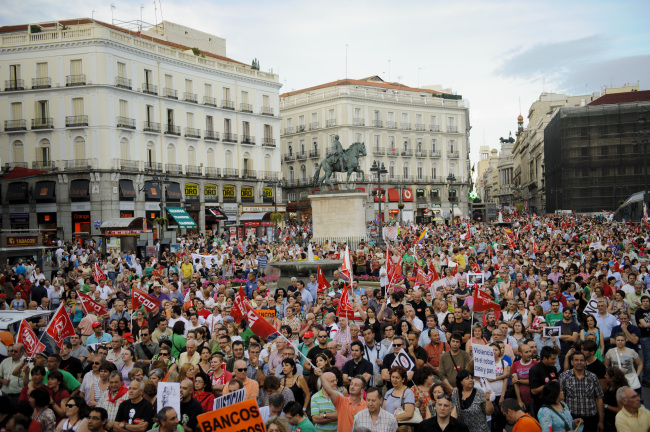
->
[[312, 142, 366, 190]]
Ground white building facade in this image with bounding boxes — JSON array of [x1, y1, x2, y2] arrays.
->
[[279, 76, 471, 224], [0, 19, 282, 243]]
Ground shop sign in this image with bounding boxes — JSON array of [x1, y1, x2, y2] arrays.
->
[[223, 185, 236, 201], [120, 211, 134, 218], [431, 203, 442, 208], [417, 203, 429, 208], [72, 212, 91, 222], [106, 230, 141, 235], [388, 209, 400, 215], [6, 236, 38, 247], [185, 183, 199, 201], [244, 221, 259, 227], [241, 186, 254, 202], [241, 205, 286, 213], [223, 203, 238, 211], [261, 221, 274, 226], [10, 213, 30, 224], [262, 187, 273, 203], [204, 184, 218, 202]]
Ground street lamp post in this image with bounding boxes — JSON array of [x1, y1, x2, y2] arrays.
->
[[633, 108, 649, 209], [266, 179, 284, 240], [396, 183, 404, 223], [150, 174, 171, 237], [371, 160, 388, 246], [447, 174, 457, 225]]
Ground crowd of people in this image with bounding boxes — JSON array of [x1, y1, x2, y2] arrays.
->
[[1, 213, 650, 432]]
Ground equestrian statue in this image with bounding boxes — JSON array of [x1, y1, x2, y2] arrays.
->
[[312, 135, 366, 190]]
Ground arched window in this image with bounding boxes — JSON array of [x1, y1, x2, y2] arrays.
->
[[38, 139, 51, 165], [146, 142, 155, 168], [188, 146, 196, 166], [289, 166, 294, 181], [225, 150, 233, 169], [207, 148, 215, 167], [389, 161, 395, 179], [74, 137, 86, 160], [167, 144, 175, 164], [300, 164, 307, 180], [417, 162, 423, 180], [12, 140, 24, 164], [120, 138, 129, 160]]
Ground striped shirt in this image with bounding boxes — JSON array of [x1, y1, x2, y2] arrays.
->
[[310, 389, 337, 432], [352, 408, 398, 432]]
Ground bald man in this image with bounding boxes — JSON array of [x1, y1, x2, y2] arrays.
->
[[222, 360, 259, 400], [179, 379, 203, 432]]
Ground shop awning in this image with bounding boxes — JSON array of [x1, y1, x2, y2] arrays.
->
[[387, 188, 400, 202], [165, 207, 197, 228], [34, 181, 56, 201], [402, 188, 413, 202], [372, 188, 385, 202], [207, 208, 228, 220], [100, 217, 145, 229], [119, 179, 136, 199], [144, 181, 161, 200], [6, 182, 28, 202], [239, 212, 268, 222], [69, 179, 90, 199], [165, 183, 182, 201], [453, 207, 463, 217]]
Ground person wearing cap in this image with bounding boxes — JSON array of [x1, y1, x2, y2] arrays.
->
[[87, 322, 113, 347], [151, 281, 170, 307]]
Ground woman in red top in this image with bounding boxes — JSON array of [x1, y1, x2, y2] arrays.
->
[[208, 353, 232, 397], [192, 372, 215, 413]]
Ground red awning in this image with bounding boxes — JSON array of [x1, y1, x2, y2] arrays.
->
[[387, 188, 400, 202], [1, 166, 47, 180], [355, 187, 365, 193], [389, 209, 400, 215], [373, 188, 385, 202], [402, 188, 413, 202]]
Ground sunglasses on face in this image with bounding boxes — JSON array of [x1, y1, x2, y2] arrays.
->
[[437, 395, 452, 401], [236, 368, 247, 372]]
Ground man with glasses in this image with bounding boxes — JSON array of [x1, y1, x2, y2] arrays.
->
[[87, 407, 108, 432], [381, 323, 397, 354], [380, 337, 415, 389], [326, 341, 347, 370], [284, 401, 316, 432], [225, 341, 246, 372], [79, 353, 102, 403], [0, 343, 25, 407], [134, 328, 160, 367], [222, 359, 259, 400]]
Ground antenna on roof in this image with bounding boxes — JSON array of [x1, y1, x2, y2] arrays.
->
[[111, 4, 116, 24], [158, 0, 165, 33], [140, 5, 144, 31], [153, 0, 158, 26]]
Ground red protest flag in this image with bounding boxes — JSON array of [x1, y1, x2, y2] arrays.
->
[[472, 286, 501, 320], [17, 319, 45, 357], [316, 265, 331, 293], [45, 305, 76, 350], [93, 263, 107, 281], [78, 290, 108, 316], [471, 262, 481, 273], [341, 245, 353, 283], [336, 285, 356, 320], [532, 238, 540, 254], [232, 287, 278, 338], [132, 287, 161, 313], [426, 261, 440, 286]]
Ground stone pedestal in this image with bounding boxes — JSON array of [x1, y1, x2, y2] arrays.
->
[[309, 191, 367, 241]]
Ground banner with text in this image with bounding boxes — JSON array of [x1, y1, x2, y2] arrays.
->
[[472, 344, 496, 379]]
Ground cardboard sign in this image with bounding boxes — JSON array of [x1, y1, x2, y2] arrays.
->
[[472, 344, 496, 379], [198, 398, 265, 432], [391, 348, 415, 372], [467, 272, 485, 286], [543, 326, 561, 337], [254, 309, 276, 319], [583, 298, 599, 317], [213, 388, 246, 410]]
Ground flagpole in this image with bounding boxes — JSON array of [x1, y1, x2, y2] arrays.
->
[[276, 331, 316, 370]]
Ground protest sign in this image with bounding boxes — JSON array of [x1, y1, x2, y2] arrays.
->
[[255, 309, 276, 319], [391, 348, 415, 372], [199, 398, 265, 432], [583, 298, 599, 317], [213, 388, 246, 410], [472, 344, 496, 379], [543, 326, 561, 337], [157, 382, 180, 419]]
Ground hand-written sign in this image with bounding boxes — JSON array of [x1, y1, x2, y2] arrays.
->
[[199, 397, 265, 432], [213, 388, 246, 410], [254, 309, 276, 319], [472, 344, 496, 379]]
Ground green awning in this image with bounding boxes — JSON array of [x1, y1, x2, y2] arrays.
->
[[165, 207, 197, 228]]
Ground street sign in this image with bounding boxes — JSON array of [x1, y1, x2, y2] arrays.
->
[[443, 211, 447, 217], [93, 221, 100, 228]]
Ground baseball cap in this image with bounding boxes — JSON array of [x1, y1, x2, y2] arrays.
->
[[92, 322, 101, 329], [122, 333, 135, 343], [0, 294, 6, 299], [304, 331, 314, 338]]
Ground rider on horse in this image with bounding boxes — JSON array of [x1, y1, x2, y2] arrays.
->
[[331, 135, 346, 171]]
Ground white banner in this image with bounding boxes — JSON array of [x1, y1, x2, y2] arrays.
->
[[191, 254, 222, 269], [157, 382, 180, 419], [213, 388, 246, 410], [382, 226, 399, 241], [472, 344, 496, 379]]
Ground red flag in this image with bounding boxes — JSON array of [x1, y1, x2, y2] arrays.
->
[[45, 305, 76, 350], [93, 263, 106, 281], [522, 223, 532, 231], [17, 319, 45, 358], [336, 285, 356, 320], [237, 241, 244, 253], [532, 238, 540, 254], [232, 287, 279, 339], [78, 290, 108, 316], [471, 262, 480, 273], [316, 265, 331, 293], [281, 232, 291, 243], [414, 262, 427, 284], [472, 286, 501, 320], [132, 287, 161, 313], [426, 261, 440, 285], [451, 264, 458, 277]]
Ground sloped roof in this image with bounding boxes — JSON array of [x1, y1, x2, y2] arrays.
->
[[1, 166, 47, 180], [0, 18, 246, 66], [280, 76, 447, 98], [587, 90, 650, 106]]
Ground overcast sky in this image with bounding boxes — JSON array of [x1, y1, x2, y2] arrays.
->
[[5, 0, 650, 167]]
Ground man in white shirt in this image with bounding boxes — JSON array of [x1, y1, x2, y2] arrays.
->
[[97, 279, 113, 301]]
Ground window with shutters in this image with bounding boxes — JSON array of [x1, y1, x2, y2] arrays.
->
[[224, 118, 231, 134], [223, 87, 231, 101], [188, 146, 196, 165], [242, 121, 250, 139], [263, 95, 270, 107], [165, 74, 173, 89], [146, 105, 154, 123], [265, 155, 271, 172], [11, 102, 22, 120], [206, 116, 214, 133], [432, 166, 437, 178], [185, 79, 193, 94], [120, 138, 129, 159], [204, 83, 212, 97], [70, 59, 82, 75], [207, 148, 215, 167], [36, 62, 48, 78], [147, 142, 155, 167], [117, 62, 126, 78], [167, 109, 174, 127], [36, 100, 49, 122], [241, 91, 248, 104], [13, 141, 24, 163], [144, 69, 153, 86], [72, 98, 84, 116], [119, 100, 128, 117], [74, 137, 86, 160], [187, 113, 194, 128], [403, 163, 409, 178], [9, 64, 21, 81], [225, 150, 233, 169], [167, 144, 175, 164]]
